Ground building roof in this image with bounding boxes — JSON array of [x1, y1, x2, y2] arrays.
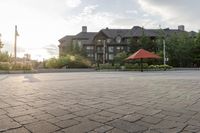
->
[[125, 26, 158, 37], [74, 32, 97, 39], [100, 28, 130, 38], [58, 35, 74, 43], [58, 26, 198, 47], [58, 35, 74, 47], [188, 31, 198, 37], [74, 32, 97, 44]]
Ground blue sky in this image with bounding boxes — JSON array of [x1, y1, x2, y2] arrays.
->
[[0, 0, 199, 60]]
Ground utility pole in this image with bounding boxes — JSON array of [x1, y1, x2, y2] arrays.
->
[[14, 25, 19, 62]]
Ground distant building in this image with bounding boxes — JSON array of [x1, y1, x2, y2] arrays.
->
[[58, 25, 197, 64]]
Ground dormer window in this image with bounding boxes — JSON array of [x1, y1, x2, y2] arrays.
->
[[116, 36, 121, 43]]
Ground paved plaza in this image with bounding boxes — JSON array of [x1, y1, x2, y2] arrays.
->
[[0, 71, 200, 133]]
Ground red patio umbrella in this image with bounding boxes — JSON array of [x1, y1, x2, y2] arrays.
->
[[126, 49, 161, 72]]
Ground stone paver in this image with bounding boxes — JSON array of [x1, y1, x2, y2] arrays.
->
[[0, 71, 200, 132], [24, 121, 60, 133], [108, 119, 147, 132], [3, 127, 30, 133], [62, 120, 103, 133], [0, 117, 21, 132]]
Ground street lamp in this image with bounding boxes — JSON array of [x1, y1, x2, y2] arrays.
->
[[163, 39, 166, 65]]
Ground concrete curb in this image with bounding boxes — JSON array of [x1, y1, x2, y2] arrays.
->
[[0, 69, 96, 74], [0, 68, 199, 74]]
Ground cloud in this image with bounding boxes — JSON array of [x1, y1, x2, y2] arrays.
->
[[138, 0, 200, 31], [63, 5, 116, 31], [82, 5, 98, 15], [65, 0, 81, 8], [125, 10, 138, 15], [43, 44, 58, 56]]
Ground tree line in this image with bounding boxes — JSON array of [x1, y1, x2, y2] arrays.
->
[[128, 31, 200, 67]]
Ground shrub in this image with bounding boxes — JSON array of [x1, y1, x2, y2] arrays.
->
[[45, 58, 59, 68], [0, 62, 33, 71], [23, 63, 33, 70], [114, 64, 121, 69], [148, 65, 156, 69], [0, 62, 10, 70], [99, 63, 114, 69], [45, 54, 92, 69], [125, 63, 147, 69], [11, 62, 23, 70], [148, 64, 172, 70], [0, 52, 10, 62], [114, 52, 128, 65], [67, 55, 91, 68], [125, 63, 136, 69]]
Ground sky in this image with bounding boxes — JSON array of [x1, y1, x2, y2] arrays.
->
[[0, 0, 199, 61]]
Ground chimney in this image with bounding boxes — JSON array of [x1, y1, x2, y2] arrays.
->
[[178, 25, 185, 31], [82, 26, 87, 33]]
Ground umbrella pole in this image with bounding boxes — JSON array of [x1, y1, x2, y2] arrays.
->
[[140, 58, 143, 72]]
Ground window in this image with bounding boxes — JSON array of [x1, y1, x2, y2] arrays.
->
[[109, 54, 114, 60], [127, 39, 131, 44], [97, 47, 103, 52], [86, 46, 94, 50], [116, 46, 124, 52], [107, 39, 111, 43], [116, 46, 121, 50], [87, 53, 94, 57], [116, 36, 121, 43], [108, 46, 114, 53], [78, 41, 82, 47], [97, 39, 102, 44]]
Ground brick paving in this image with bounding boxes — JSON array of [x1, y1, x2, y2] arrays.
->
[[0, 71, 200, 133]]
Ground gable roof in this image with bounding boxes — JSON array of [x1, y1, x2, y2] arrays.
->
[[100, 28, 130, 38], [125, 26, 158, 37], [58, 35, 74, 47], [74, 32, 97, 39], [73, 32, 97, 44], [58, 26, 198, 47], [58, 35, 74, 43]]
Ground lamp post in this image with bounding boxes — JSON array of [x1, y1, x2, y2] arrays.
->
[[163, 39, 166, 65]]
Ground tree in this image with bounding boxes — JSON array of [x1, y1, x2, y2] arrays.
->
[[63, 42, 86, 57], [192, 31, 200, 67], [0, 34, 4, 52], [128, 28, 158, 54], [114, 52, 128, 65], [166, 32, 194, 67]]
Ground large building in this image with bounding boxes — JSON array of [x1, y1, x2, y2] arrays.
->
[[58, 25, 197, 63]]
